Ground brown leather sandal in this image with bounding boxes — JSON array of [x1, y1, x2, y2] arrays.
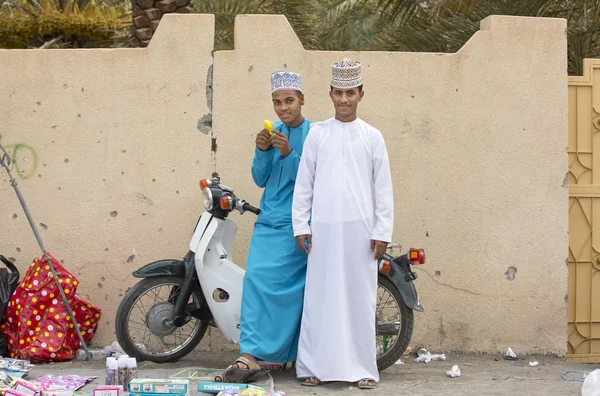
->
[[214, 356, 264, 383]]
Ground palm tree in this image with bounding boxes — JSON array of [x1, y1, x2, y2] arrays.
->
[[129, 0, 193, 47], [188, 0, 386, 51], [311, 0, 384, 51], [374, 0, 600, 75], [4, 0, 600, 75], [190, 0, 317, 50], [130, 0, 318, 49], [0, 0, 129, 48]]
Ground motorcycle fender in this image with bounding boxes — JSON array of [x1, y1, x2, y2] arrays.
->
[[132, 259, 186, 278], [385, 264, 424, 312], [189, 212, 213, 253]]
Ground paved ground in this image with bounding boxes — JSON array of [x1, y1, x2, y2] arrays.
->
[[23, 351, 599, 395]]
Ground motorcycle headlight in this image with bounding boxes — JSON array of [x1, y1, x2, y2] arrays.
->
[[202, 188, 213, 210]]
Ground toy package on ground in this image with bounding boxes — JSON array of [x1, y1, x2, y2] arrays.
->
[[30, 375, 95, 391], [196, 371, 275, 395], [41, 391, 74, 396], [198, 382, 251, 394], [0, 372, 19, 394], [4, 389, 26, 396], [0, 253, 101, 362], [92, 385, 122, 396], [215, 389, 285, 396], [13, 379, 40, 395], [128, 379, 189, 396]]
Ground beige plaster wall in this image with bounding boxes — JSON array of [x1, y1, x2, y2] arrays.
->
[[0, 14, 220, 349], [213, 14, 568, 354], [0, 13, 568, 354]]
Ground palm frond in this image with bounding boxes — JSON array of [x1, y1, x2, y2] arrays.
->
[[260, 0, 318, 48], [191, 0, 262, 50], [313, 0, 383, 50], [373, 0, 428, 23], [0, 0, 130, 48]]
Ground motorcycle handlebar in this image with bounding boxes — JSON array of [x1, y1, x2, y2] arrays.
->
[[242, 202, 261, 216]]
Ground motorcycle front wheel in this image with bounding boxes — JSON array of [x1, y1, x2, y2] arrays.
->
[[376, 274, 414, 371], [115, 276, 208, 363]]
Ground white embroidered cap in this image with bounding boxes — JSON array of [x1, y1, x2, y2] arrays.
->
[[330, 58, 362, 89], [271, 71, 303, 93]]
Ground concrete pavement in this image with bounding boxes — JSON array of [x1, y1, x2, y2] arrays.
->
[[16, 351, 599, 396]]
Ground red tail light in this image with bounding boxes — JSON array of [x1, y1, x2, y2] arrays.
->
[[409, 248, 425, 264], [379, 260, 391, 275]]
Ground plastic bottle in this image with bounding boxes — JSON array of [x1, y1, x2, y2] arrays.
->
[[582, 369, 600, 396], [126, 357, 138, 391], [77, 349, 109, 361], [117, 355, 129, 386], [105, 357, 118, 385], [383, 336, 394, 352]]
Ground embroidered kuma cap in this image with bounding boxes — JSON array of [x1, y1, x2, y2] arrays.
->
[[330, 58, 362, 89], [271, 71, 303, 94]]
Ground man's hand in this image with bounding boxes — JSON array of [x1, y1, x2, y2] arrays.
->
[[296, 234, 312, 253], [271, 130, 292, 157], [371, 240, 387, 260], [256, 129, 272, 151]]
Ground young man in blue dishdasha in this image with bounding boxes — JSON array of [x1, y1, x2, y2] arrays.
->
[[216, 71, 311, 383]]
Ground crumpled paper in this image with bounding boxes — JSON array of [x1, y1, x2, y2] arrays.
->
[[506, 348, 517, 360], [0, 358, 33, 374], [415, 351, 447, 363], [446, 365, 461, 378]]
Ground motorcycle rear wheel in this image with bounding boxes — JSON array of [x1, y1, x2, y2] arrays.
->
[[376, 274, 414, 371], [115, 276, 208, 363]]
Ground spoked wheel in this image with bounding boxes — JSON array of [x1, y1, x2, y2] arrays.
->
[[375, 275, 414, 371], [115, 276, 208, 363]]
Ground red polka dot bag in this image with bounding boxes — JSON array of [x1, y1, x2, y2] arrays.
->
[[0, 252, 102, 362]]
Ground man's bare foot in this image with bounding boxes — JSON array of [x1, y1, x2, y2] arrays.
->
[[356, 379, 377, 389], [301, 377, 322, 386]]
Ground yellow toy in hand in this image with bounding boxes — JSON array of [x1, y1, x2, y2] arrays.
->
[[263, 120, 274, 136]]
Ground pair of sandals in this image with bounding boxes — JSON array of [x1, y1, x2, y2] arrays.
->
[[215, 356, 286, 383], [302, 377, 378, 389], [215, 356, 295, 383], [215, 356, 377, 390]]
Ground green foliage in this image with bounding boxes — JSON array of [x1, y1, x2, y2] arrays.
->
[[191, 0, 600, 75], [0, 0, 130, 48], [191, 0, 318, 50], [311, 0, 383, 50], [1, 0, 600, 75], [376, 0, 600, 75], [190, 0, 262, 50]]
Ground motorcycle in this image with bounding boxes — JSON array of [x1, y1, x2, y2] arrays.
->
[[115, 173, 426, 371]]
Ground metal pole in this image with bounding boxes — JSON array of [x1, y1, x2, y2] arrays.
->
[[0, 142, 91, 360], [42, 253, 91, 360]]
